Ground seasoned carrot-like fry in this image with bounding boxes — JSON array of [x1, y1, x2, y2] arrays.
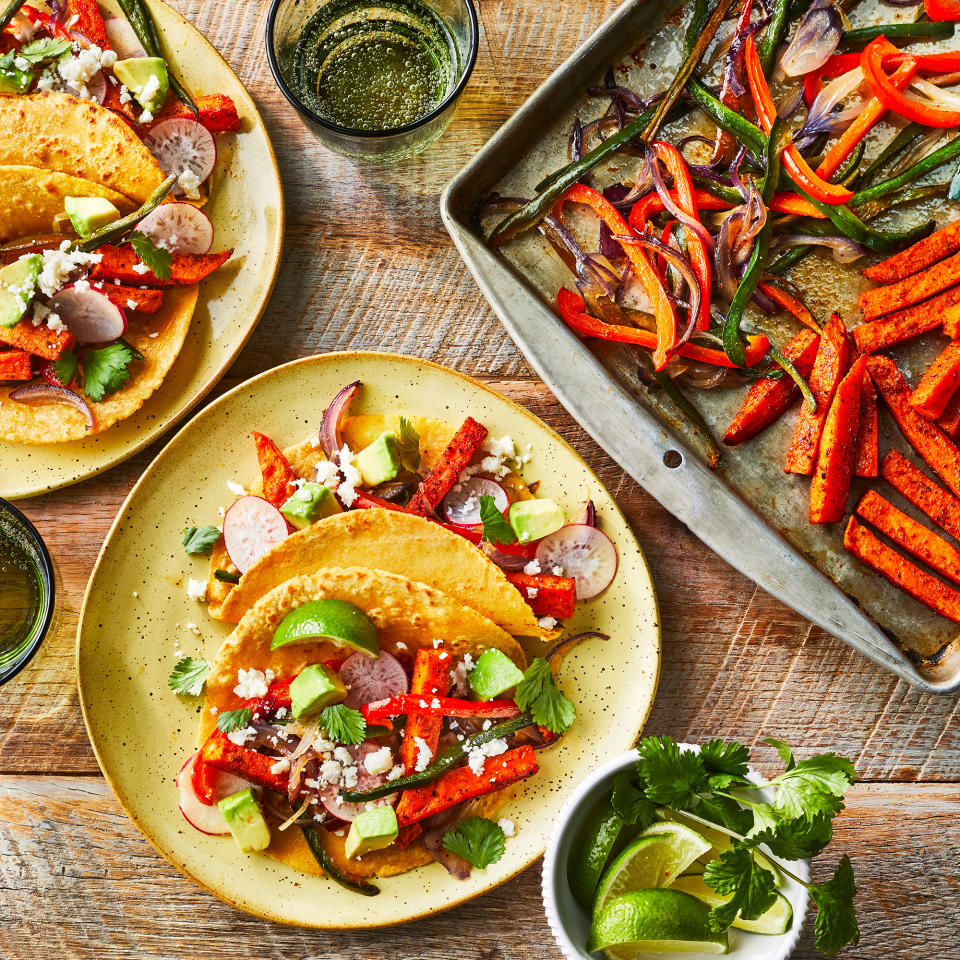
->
[[852, 286, 960, 353], [880, 450, 960, 540], [786, 314, 850, 475], [868, 355, 960, 498], [150, 94, 242, 134], [810, 356, 865, 524], [937, 390, 960, 440], [0, 318, 73, 360], [863, 219, 960, 284], [844, 515, 960, 622], [251, 431, 296, 509], [0, 349, 32, 380], [504, 571, 577, 619], [92, 283, 164, 314], [401, 649, 451, 776], [859, 249, 960, 322], [909, 340, 960, 420], [89, 245, 231, 287], [406, 417, 488, 516], [856, 489, 960, 588], [855, 367, 878, 478]]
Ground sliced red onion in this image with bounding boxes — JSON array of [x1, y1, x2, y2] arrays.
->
[[320, 381, 360, 460], [682, 363, 731, 389], [481, 541, 530, 572], [779, 0, 842, 78], [880, 0, 923, 5], [775, 234, 865, 263], [569, 499, 597, 527], [541, 216, 622, 303], [795, 68, 866, 150], [777, 86, 805, 120], [589, 69, 648, 113], [569, 116, 583, 163], [545, 630, 608, 669], [647, 147, 715, 255], [10, 382, 94, 430]]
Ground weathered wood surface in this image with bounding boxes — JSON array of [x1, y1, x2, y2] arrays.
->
[[2, 0, 960, 955]]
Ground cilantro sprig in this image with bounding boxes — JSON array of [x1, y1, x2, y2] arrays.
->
[[397, 416, 421, 471], [478, 494, 516, 545], [182, 525, 221, 555], [513, 657, 575, 734], [18, 37, 71, 63], [319, 703, 366, 745], [167, 656, 210, 696], [442, 817, 506, 869], [81, 340, 139, 402], [127, 231, 172, 280], [216, 707, 252, 733]]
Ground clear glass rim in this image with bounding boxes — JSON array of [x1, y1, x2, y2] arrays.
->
[[0, 497, 55, 685], [265, 0, 480, 140]]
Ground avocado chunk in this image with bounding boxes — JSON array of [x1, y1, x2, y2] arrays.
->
[[289, 663, 347, 718], [344, 805, 399, 859], [0, 255, 41, 328], [508, 498, 566, 543], [468, 648, 524, 701], [64, 196, 121, 238], [0, 60, 32, 95], [113, 57, 169, 113], [354, 431, 402, 486], [218, 788, 271, 853], [280, 481, 340, 530]]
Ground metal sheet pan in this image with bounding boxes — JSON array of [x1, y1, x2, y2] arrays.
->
[[441, 0, 960, 693]]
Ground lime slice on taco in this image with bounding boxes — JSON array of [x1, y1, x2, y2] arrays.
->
[[272, 598, 380, 656]]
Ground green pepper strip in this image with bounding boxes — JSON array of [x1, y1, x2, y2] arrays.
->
[[759, 0, 792, 75], [0, 0, 25, 31], [684, 0, 709, 57], [340, 713, 536, 802], [833, 141, 866, 186], [73, 175, 176, 253], [213, 569, 240, 584], [723, 120, 785, 365], [769, 344, 816, 412], [687, 80, 767, 161], [489, 0, 738, 247], [767, 245, 809, 275], [858, 123, 922, 188], [301, 825, 379, 897], [851, 136, 960, 208], [840, 21, 954, 47]]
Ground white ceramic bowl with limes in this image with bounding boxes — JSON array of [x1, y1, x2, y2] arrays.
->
[[542, 747, 809, 960]]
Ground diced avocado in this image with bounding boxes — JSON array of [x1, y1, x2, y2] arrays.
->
[[468, 648, 524, 701], [344, 805, 399, 859], [0, 255, 41, 329], [289, 663, 347, 718], [508, 498, 566, 543], [113, 57, 169, 113], [64, 196, 121, 238], [0, 61, 32, 95], [354, 431, 402, 487], [218, 787, 271, 853], [280, 481, 340, 529]]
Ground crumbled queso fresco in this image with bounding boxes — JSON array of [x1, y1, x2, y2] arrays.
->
[[467, 737, 508, 775], [177, 168, 201, 200], [312, 446, 362, 506], [233, 667, 274, 700], [33, 243, 101, 299], [186, 578, 207, 602], [56, 43, 116, 99]]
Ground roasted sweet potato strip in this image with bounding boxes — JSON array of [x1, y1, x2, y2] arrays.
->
[[69, 0, 110, 48], [880, 450, 960, 540], [854, 367, 878, 478], [937, 390, 960, 440], [867, 355, 960, 498], [852, 286, 960, 353], [859, 249, 960, 322], [400, 649, 452, 776], [723, 329, 820, 446], [89, 245, 231, 287], [856, 489, 960, 587], [0, 349, 32, 380], [844, 516, 960, 622], [150, 94, 242, 134], [406, 417, 488, 516], [909, 339, 960, 420], [252, 431, 296, 509], [810, 356, 865, 524], [863, 219, 960, 284], [504, 571, 577, 619], [0, 318, 73, 360], [92, 282, 164, 314], [786, 314, 850, 475]]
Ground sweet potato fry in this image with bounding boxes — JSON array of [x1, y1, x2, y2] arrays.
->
[[89, 245, 231, 287], [880, 450, 960, 540], [856, 489, 960, 588], [0, 349, 32, 380], [786, 314, 850, 475], [859, 249, 960, 322], [92, 282, 164, 314], [69, 0, 110, 49], [0, 318, 73, 360], [852, 286, 960, 353], [909, 340, 960, 420], [723, 329, 820, 446], [251, 431, 296, 509], [937, 390, 960, 440], [854, 367, 878, 478], [844, 515, 960, 622], [504, 571, 577, 620], [406, 417, 488, 516], [401, 649, 451, 776], [150, 94, 242, 134], [867, 355, 960, 498], [810, 356, 865, 524], [863, 219, 960, 284]]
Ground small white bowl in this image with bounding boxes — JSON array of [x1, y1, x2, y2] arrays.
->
[[542, 746, 810, 960]]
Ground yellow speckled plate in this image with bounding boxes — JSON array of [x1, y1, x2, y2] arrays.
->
[[0, 0, 283, 500], [77, 353, 660, 928]]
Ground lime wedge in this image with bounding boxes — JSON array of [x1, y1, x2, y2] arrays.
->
[[594, 822, 712, 912], [587, 889, 729, 956], [670, 876, 793, 936], [568, 808, 624, 910], [271, 599, 379, 656]]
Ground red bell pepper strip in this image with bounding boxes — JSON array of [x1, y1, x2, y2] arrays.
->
[[88, 245, 232, 287], [361, 694, 521, 725], [199, 737, 291, 793], [16, 5, 71, 39], [350, 489, 408, 512], [394, 745, 539, 827], [0, 318, 74, 360], [504, 571, 577, 619], [400, 649, 452, 776], [756, 280, 820, 333], [924, 0, 960, 21], [0, 349, 32, 381], [630, 190, 824, 226], [556, 183, 678, 370], [745, 34, 853, 206], [406, 417, 488, 517], [252, 431, 297, 509], [557, 288, 770, 369], [68, 0, 110, 48], [149, 93, 242, 134]]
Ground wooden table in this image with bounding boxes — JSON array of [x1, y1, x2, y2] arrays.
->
[[4, 0, 958, 955]]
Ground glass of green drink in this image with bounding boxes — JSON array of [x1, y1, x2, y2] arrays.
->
[[0, 499, 55, 684], [266, 0, 478, 162]]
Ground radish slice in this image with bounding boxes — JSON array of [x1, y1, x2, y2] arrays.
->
[[143, 119, 217, 193], [536, 524, 619, 600], [104, 17, 147, 58], [84, 69, 106, 105], [222, 495, 288, 573], [138, 202, 214, 254], [48, 286, 126, 343], [442, 477, 508, 526], [319, 741, 397, 821], [177, 752, 254, 835], [341, 650, 408, 710]]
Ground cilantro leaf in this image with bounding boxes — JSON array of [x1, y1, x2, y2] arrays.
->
[[810, 855, 859, 953], [52, 350, 78, 388], [610, 770, 656, 828], [81, 340, 138, 402], [750, 811, 834, 862], [182, 524, 221, 555], [696, 793, 754, 837], [513, 657, 575, 734], [636, 736, 706, 809], [700, 739, 751, 780], [216, 707, 252, 733], [442, 817, 506, 869], [772, 754, 856, 819], [765, 736, 796, 771], [127, 231, 172, 280], [478, 494, 516, 545], [168, 657, 210, 696], [398, 416, 421, 471], [319, 703, 366, 745], [703, 845, 779, 930], [18, 37, 72, 62]]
